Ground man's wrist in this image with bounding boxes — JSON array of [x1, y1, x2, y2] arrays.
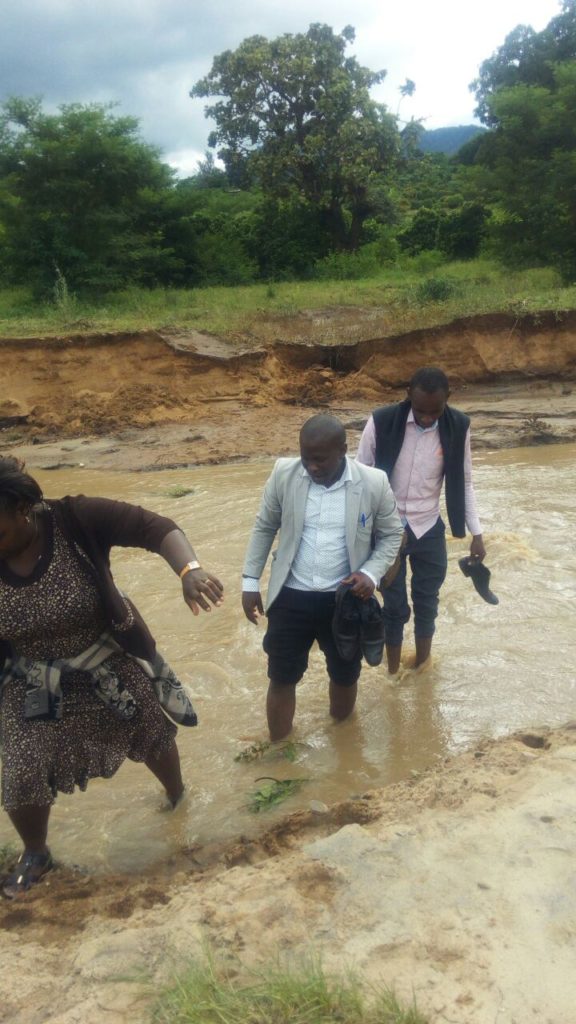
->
[[359, 569, 377, 588], [242, 577, 261, 593]]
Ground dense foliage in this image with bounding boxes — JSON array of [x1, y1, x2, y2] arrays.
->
[[191, 24, 400, 253], [0, 99, 177, 296], [465, 0, 576, 280], [0, 5, 573, 297]]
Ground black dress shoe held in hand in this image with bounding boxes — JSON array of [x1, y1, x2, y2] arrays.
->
[[359, 596, 386, 666], [458, 557, 499, 605], [332, 583, 362, 661]]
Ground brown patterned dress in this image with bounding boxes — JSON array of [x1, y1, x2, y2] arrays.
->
[[0, 511, 176, 810]]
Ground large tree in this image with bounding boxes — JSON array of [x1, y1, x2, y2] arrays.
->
[[0, 98, 177, 295], [472, 0, 576, 125], [191, 24, 400, 251], [469, 63, 576, 279]]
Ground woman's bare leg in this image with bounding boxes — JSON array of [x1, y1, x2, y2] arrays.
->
[[145, 740, 184, 806], [7, 804, 51, 854]]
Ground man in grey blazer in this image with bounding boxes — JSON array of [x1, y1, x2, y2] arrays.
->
[[242, 415, 403, 740]]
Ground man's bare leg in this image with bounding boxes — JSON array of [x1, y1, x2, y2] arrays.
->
[[386, 643, 402, 674], [267, 681, 296, 741], [401, 637, 433, 671], [329, 680, 358, 721], [415, 636, 432, 668]]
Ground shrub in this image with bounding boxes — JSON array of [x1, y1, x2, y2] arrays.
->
[[313, 243, 383, 281], [415, 277, 458, 303]]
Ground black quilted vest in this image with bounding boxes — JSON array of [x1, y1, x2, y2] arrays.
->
[[372, 398, 470, 538]]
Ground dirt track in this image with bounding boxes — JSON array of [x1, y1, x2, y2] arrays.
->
[[2, 309, 576, 470]]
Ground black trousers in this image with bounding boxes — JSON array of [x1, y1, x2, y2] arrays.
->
[[382, 518, 448, 645], [263, 587, 362, 687]]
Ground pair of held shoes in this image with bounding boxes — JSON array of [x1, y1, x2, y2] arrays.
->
[[2, 849, 54, 900], [332, 583, 385, 667]]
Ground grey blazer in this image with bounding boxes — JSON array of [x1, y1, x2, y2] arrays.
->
[[243, 456, 404, 611]]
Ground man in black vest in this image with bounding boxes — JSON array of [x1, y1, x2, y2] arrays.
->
[[356, 366, 485, 674]]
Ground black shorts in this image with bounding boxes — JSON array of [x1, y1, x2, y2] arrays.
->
[[263, 587, 362, 688]]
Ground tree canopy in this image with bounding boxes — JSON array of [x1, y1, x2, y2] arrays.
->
[[1, 10, 575, 297], [191, 23, 400, 250], [465, 61, 576, 279], [472, 0, 576, 125], [0, 98, 177, 295]]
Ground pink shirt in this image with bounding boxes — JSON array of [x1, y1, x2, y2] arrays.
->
[[356, 411, 482, 539]]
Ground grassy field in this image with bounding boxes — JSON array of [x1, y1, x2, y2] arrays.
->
[[1, 259, 575, 342]]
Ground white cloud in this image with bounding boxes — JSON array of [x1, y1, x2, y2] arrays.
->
[[164, 147, 207, 177], [0, 0, 564, 154]]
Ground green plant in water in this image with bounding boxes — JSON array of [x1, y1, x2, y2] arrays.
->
[[162, 485, 195, 498], [247, 776, 309, 813], [234, 740, 297, 763], [235, 740, 271, 762]]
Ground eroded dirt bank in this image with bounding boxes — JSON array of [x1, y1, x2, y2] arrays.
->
[[1, 725, 575, 1024], [2, 309, 576, 470]]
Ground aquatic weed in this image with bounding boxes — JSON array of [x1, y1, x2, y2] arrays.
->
[[247, 776, 309, 813]]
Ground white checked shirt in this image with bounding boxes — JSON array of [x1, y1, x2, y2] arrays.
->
[[242, 459, 377, 593]]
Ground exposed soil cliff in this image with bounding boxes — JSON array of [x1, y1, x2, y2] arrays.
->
[[2, 310, 576, 470]]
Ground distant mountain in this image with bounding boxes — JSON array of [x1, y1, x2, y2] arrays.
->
[[417, 125, 487, 155]]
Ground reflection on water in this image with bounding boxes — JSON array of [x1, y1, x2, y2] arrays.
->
[[1, 444, 576, 871]]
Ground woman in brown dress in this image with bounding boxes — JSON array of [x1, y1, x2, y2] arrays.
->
[[0, 456, 223, 899]]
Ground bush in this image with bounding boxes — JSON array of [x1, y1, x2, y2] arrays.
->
[[400, 250, 446, 274], [415, 276, 458, 303], [313, 243, 383, 281]]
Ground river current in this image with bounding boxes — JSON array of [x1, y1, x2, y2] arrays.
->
[[1, 444, 575, 871]]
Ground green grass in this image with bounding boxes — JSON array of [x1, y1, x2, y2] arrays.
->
[[0, 844, 16, 873], [161, 485, 196, 499], [1, 260, 575, 342], [152, 957, 428, 1024]]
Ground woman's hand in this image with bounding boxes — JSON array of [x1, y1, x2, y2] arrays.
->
[[182, 569, 224, 615]]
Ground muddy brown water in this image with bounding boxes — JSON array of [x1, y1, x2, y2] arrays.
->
[[1, 444, 575, 872]]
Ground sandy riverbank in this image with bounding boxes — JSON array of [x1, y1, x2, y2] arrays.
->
[[1, 723, 575, 1023]]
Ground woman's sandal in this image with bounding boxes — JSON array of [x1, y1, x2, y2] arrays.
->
[[2, 850, 54, 900]]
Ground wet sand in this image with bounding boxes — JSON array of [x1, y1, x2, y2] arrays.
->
[[2, 725, 576, 1023]]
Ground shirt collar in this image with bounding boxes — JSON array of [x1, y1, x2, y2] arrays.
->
[[407, 408, 439, 434], [301, 455, 352, 486]]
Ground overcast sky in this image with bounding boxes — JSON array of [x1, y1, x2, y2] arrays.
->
[[0, 0, 562, 176]]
